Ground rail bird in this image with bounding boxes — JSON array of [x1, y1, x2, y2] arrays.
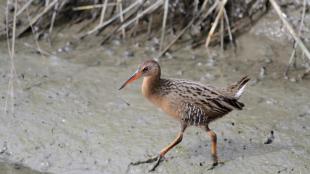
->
[[119, 59, 250, 171]]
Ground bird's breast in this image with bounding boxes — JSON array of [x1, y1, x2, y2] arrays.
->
[[142, 77, 180, 119], [150, 96, 180, 120], [142, 89, 179, 119]]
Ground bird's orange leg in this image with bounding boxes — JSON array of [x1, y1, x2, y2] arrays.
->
[[159, 131, 183, 156], [129, 124, 187, 172], [205, 126, 224, 170]]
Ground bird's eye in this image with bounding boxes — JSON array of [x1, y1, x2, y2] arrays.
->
[[142, 67, 149, 72]]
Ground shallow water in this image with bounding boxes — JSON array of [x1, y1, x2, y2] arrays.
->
[[1, 7, 310, 174]]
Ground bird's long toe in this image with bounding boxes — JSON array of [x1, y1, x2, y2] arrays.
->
[[148, 155, 164, 172], [128, 154, 164, 172], [207, 160, 225, 170]]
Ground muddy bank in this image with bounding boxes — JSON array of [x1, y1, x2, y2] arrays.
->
[[0, 160, 49, 174], [1, 7, 310, 174]]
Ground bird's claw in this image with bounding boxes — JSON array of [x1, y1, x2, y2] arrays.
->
[[207, 160, 225, 170], [129, 155, 159, 166], [128, 155, 164, 172], [148, 155, 164, 172]]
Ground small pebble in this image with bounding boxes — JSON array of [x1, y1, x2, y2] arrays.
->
[[124, 50, 134, 58], [266, 98, 277, 105], [164, 52, 173, 59], [289, 77, 296, 82], [264, 57, 272, 64], [264, 130, 274, 144], [41, 32, 49, 40], [57, 48, 63, 53], [20, 73, 25, 79], [206, 57, 216, 67], [40, 161, 50, 171], [35, 33, 44, 41], [233, 67, 239, 72], [66, 41, 73, 46], [33, 26, 40, 32], [105, 48, 115, 56], [134, 43, 141, 48], [259, 66, 266, 79], [63, 42, 74, 52], [190, 24, 201, 36], [149, 45, 157, 52], [250, 78, 258, 86], [176, 70, 183, 76], [58, 143, 65, 148], [0, 142, 8, 154], [200, 73, 216, 81], [112, 39, 121, 46], [13, 163, 21, 170], [7, 4, 15, 12], [151, 37, 160, 45]]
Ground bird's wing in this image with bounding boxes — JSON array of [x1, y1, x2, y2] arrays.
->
[[173, 79, 244, 117]]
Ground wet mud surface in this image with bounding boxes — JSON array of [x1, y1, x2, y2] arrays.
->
[[1, 8, 310, 174]]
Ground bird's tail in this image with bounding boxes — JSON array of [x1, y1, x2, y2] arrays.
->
[[226, 76, 250, 99]]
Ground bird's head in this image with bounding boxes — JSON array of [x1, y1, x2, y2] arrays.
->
[[119, 59, 160, 90]]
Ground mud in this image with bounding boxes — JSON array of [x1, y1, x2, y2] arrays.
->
[[1, 6, 310, 174]]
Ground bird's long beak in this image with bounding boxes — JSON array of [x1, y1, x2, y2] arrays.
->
[[119, 69, 142, 90]]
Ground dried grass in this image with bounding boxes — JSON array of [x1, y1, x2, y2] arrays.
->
[[2, 0, 269, 55]]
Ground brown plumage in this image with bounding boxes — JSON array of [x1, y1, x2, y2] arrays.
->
[[120, 59, 250, 171]]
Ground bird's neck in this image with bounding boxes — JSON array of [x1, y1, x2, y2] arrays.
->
[[142, 74, 161, 99]]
